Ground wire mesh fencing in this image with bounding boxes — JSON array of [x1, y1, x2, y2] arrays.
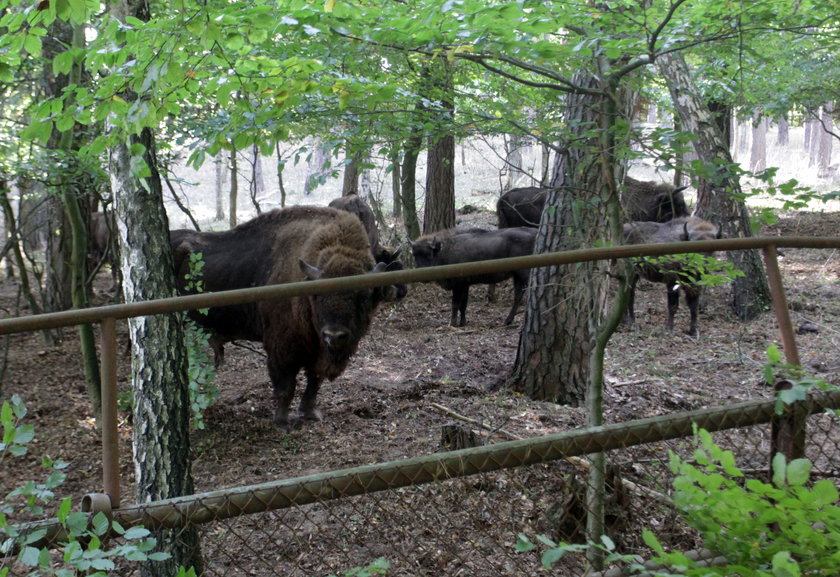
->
[[15, 392, 835, 577]]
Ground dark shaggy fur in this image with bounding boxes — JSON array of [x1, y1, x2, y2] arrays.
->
[[171, 206, 387, 429], [623, 216, 721, 336], [410, 227, 537, 327]]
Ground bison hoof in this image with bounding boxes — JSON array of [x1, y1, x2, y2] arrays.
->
[[301, 408, 323, 422]]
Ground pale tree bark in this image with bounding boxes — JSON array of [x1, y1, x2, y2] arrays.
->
[[539, 143, 551, 187], [503, 134, 528, 190], [657, 51, 771, 320], [401, 122, 423, 240], [109, 0, 202, 574], [229, 148, 238, 228], [304, 139, 328, 195], [248, 144, 264, 214], [342, 149, 362, 195], [214, 153, 225, 221], [110, 132, 202, 576], [808, 112, 821, 164], [776, 116, 789, 147], [817, 103, 834, 177], [750, 112, 767, 173]]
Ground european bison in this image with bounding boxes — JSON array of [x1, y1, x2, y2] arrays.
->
[[89, 211, 112, 265], [410, 227, 537, 327], [496, 177, 689, 229], [171, 206, 389, 429], [623, 216, 721, 336], [328, 194, 407, 299], [622, 176, 689, 223]]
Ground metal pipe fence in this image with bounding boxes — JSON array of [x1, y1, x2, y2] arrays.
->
[[2, 236, 840, 576]]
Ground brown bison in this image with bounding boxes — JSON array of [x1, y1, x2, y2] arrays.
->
[[328, 194, 407, 299], [623, 216, 721, 336], [89, 211, 112, 265], [496, 177, 689, 229], [410, 227, 537, 327], [171, 206, 389, 429], [621, 176, 689, 223]]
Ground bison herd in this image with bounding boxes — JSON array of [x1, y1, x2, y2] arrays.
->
[[161, 180, 721, 430]]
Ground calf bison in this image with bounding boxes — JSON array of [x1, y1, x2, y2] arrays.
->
[[171, 206, 389, 429], [328, 194, 407, 299], [496, 177, 689, 229], [410, 227, 537, 327], [623, 216, 721, 336]]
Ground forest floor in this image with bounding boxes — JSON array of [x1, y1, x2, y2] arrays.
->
[[1, 209, 839, 576]]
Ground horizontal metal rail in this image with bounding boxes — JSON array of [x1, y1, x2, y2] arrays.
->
[[0, 235, 838, 334], [11, 391, 840, 551]]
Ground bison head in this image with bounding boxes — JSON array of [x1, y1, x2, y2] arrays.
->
[[299, 259, 386, 376], [409, 236, 443, 269]]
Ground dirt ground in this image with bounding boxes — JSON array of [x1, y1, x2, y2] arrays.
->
[[1, 210, 839, 575]]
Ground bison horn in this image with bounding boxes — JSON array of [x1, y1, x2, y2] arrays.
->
[[372, 262, 387, 273], [682, 221, 689, 241], [299, 259, 322, 280], [674, 186, 689, 194]]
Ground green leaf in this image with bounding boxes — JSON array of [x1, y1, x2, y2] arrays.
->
[[23, 35, 43, 57], [20, 546, 41, 566], [53, 51, 74, 76], [785, 459, 811, 487], [91, 511, 111, 536]]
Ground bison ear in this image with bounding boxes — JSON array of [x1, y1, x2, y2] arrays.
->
[[680, 221, 690, 241], [299, 259, 322, 280], [716, 226, 722, 239]]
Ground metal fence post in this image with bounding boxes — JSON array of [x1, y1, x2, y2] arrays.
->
[[763, 244, 806, 462], [100, 317, 120, 508]]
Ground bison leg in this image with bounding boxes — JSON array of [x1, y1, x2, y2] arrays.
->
[[451, 285, 470, 327], [299, 368, 323, 422], [665, 284, 680, 331], [504, 273, 527, 325], [267, 360, 298, 430], [486, 283, 497, 303], [685, 287, 701, 337]]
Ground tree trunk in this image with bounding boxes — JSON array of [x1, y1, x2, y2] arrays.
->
[[305, 139, 328, 195], [229, 148, 238, 228], [401, 126, 422, 240], [422, 57, 456, 234], [390, 149, 402, 218], [342, 151, 362, 195], [776, 116, 789, 147], [249, 144, 264, 215], [657, 51, 771, 320], [423, 133, 456, 234], [109, 0, 202, 572], [110, 129, 203, 577], [214, 153, 225, 221], [510, 71, 628, 407], [750, 112, 767, 173], [503, 134, 528, 191], [817, 103, 834, 178], [540, 144, 551, 187], [275, 143, 287, 208], [808, 113, 821, 165]]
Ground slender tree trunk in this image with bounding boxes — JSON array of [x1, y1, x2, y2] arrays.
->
[[817, 103, 834, 177], [249, 144, 264, 214], [342, 152, 361, 195], [503, 134, 527, 191], [229, 148, 238, 228], [808, 112, 821, 165], [401, 131, 422, 240], [214, 153, 225, 221], [109, 0, 202, 571], [540, 144, 551, 187], [305, 139, 328, 195], [776, 116, 789, 147], [275, 143, 287, 208], [390, 149, 402, 218], [657, 51, 771, 320], [750, 112, 767, 173]]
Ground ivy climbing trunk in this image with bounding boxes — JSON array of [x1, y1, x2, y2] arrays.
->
[[657, 51, 771, 320]]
